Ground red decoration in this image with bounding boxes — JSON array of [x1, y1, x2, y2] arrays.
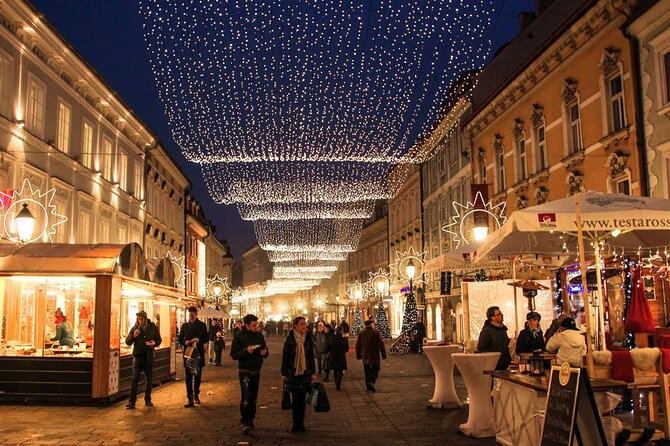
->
[[625, 267, 655, 334]]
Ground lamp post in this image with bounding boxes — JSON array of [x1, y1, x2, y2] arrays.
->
[[15, 203, 36, 243], [335, 294, 341, 321], [405, 258, 416, 292]]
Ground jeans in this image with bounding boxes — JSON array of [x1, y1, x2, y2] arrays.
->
[[208, 341, 215, 362], [129, 356, 153, 403], [185, 364, 203, 398], [287, 374, 310, 429], [239, 370, 261, 425], [215, 346, 224, 365], [333, 370, 344, 389], [316, 352, 324, 373], [363, 363, 380, 387]]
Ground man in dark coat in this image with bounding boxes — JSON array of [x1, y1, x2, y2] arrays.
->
[[178, 306, 209, 407], [328, 326, 349, 391], [230, 314, 269, 434], [355, 320, 387, 392], [414, 316, 426, 354], [477, 306, 511, 370], [340, 319, 350, 337], [125, 310, 162, 409]]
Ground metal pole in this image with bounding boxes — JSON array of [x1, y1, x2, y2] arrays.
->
[[575, 192, 595, 373], [594, 241, 606, 351]]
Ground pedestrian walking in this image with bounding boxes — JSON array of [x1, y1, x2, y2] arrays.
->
[[355, 320, 386, 393], [232, 320, 243, 340], [476, 306, 511, 371], [328, 326, 349, 391], [230, 314, 269, 434], [208, 319, 219, 364], [340, 319, 350, 337], [322, 324, 333, 382], [414, 316, 426, 354], [125, 310, 162, 409], [214, 328, 225, 366], [280, 316, 317, 433], [178, 306, 209, 407], [314, 321, 328, 374]]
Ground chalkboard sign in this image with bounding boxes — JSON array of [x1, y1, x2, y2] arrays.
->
[[540, 363, 607, 446]]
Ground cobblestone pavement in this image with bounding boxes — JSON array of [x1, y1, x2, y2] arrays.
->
[[0, 337, 496, 445]]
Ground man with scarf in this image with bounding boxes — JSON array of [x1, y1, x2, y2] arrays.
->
[[230, 314, 269, 434], [281, 316, 317, 433]]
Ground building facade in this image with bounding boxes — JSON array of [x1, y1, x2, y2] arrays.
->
[[468, 0, 643, 223]]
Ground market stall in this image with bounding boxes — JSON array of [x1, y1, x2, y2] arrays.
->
[[0, 243, 191, 404]]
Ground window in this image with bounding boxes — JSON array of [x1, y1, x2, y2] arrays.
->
[[117, 151, 128, 190], [53, 200, 68, 243], [0, 54, 12, 118], [26, 77, 45, 136], [77, 211, 91, 243], [479, 159, 487, 184], [82, 122, 94, 169], [134, 161, 143, 199], [57, 102, 71, 153], [664, 51, 670, 104], [102, 136, 113, 180], [535, 124, 548, 171], [118, 222, 128, 244], [567, 100, 582, 154], [516, 136, 527, 181], [98, 219, 110, 243], [496, 150, 505, 192], [616, 177, 630, 195], [608, 74, 625, 132]]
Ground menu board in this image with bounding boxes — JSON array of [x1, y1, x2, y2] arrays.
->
[[540, 364, 607, 446]]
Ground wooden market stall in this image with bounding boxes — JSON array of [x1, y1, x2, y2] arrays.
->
[[0, 243, 191, 404]]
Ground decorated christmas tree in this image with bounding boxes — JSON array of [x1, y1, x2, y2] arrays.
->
[[352, 308, 364, 336], [400, 291, 419, 348], [376, 302, 391, 339]]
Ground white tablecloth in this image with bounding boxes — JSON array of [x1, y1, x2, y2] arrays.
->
[[424, 345, 462, 409], [453, 352, 500, 437]]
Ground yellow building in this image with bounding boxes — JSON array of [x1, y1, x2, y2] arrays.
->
[[467, 0, 644, 215]]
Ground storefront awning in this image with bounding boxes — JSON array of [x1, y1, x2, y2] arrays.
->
[[0, 243, 129, 275]]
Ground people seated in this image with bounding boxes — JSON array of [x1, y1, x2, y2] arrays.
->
[[515, 311, 545, 355], [545, 317, 585, 367]]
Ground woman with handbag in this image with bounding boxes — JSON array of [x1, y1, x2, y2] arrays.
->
[[280, 316, 317, 433]]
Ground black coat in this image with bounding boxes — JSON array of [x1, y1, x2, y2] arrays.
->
[[125, 320, 162, 358], [280, 330, 317, 377], [230, 327, 268, 371], [476, 320, 511, 370], [515, 327, 545, 355], [327, 333, 349, 371], [178, 319, 209, 364]]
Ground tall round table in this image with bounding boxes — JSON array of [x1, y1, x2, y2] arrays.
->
[[424, 345, 462, 409], [452, 352, 500, 438]]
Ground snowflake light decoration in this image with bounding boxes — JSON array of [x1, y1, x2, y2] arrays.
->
[[206, 274, 231, 303], [167, 251, 191, 290], [442, 191, 507, 249], [0, 179, 68, 243], [391, 246, 429, 286]]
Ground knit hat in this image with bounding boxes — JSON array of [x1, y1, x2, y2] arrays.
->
[[526, 311, 541, 322], [560, 317, 578, 331]]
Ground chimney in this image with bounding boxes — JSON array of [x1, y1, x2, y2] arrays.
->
[[535, 0, 555, 14], [518, 11, 536, 31]]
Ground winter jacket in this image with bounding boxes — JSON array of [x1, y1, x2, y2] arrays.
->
[[214, 330, 226, 351], [515, 327, 545, 355], [125, 319, 162, 358], [315, 330, 329, 354], [178, 319, 209, 364], [341, 321, 350, 334], [355, 326, 387, 365], [476, 320, 511, 370], [209, 324, 220, 342], [280, 330, 317, 377], [545, 329, 586, 368], [327, 333, 349, 371], [230, 327, 268, 371], [51, 321, 76, 347]]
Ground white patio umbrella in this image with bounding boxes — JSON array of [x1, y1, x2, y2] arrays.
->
[[475, 192, 670, 357], [201, 306, 229, 318]]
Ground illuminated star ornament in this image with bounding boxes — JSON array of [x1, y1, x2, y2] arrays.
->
[[442, 190, 507, 249], [166, 251, 191, 290], [368, 268, 391, 297], [0, 179, 68, 243], [139, 0, 496, 293], [392, 246, 429, 286], [206, 274, 231, 303], [347, 280, 369, 302]]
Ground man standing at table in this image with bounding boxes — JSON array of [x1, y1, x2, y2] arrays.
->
[[476, 306, 511, 370], [355, 320, 387, 393]]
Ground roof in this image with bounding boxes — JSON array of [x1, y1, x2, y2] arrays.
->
[[0, 243, 126, 274]]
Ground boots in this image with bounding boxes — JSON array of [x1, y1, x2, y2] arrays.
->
[[184, 397, 195, 408]]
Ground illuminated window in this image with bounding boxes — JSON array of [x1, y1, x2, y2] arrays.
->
[[57, 102, 71, 153], [535, 124, 547, 171], [607, 74, 625, 132], [567, 100, 582, 154], [102, 136, 113, 180], [516, 135, 527, 181], [496, 149, 505, 192], [134, 161, 143, 199], [82, 121, 94, 169], [117, 151, 128, 190], [26, 77, 46, 136], [0, 54, 12, 118]]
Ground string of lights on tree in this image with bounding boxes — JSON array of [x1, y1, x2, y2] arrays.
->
[[376, 302, 392, 339]]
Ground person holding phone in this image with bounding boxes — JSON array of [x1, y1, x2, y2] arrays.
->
[[230, 314, 269, 435], [125, 310, 162, 409], [178, 306, 209, 407]]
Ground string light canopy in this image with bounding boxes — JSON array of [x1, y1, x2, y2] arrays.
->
[[254, 219, 362, 252], [268, 251, 349, 262], [238, 200, 376, 221]]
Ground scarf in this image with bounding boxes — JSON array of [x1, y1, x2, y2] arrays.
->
[[293, 330, 307, 376]]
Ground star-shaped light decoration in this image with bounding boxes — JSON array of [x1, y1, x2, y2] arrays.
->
[[0, 178, 68, 243], [206, 274, 231, 304], [347, 280, 369, 303], [167, 251, 191, 290], [442, 190, 507, 249], [391, 246, 429, 286], [367, 268, 391, 297]]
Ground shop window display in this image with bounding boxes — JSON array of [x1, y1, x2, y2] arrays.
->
[[0, 276, 95, 357], [119, 283, 171, 356]]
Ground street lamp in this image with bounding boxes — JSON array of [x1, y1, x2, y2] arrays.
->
[[405, 258, 416, 291], [335, 294, 341, 320], [473, 213, 489, 242], [15, 203, 36, 243]]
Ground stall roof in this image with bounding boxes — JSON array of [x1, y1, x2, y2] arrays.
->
[[0, 243, 126, 274]]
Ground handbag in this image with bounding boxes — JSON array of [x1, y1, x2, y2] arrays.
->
[[281, 383, 292, 410], [185, 348, 201, 375], [313, 382, 330, 413], [184, 345, 195, 360], [306, 384, 319, 408]]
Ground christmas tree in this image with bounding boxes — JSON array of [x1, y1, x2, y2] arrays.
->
[[399, 291, 419, 348], [352, 308, 364, 336], [376, 302, 391, 339]]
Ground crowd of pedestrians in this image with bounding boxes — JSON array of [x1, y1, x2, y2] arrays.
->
[[122, 307, 390, 435]]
